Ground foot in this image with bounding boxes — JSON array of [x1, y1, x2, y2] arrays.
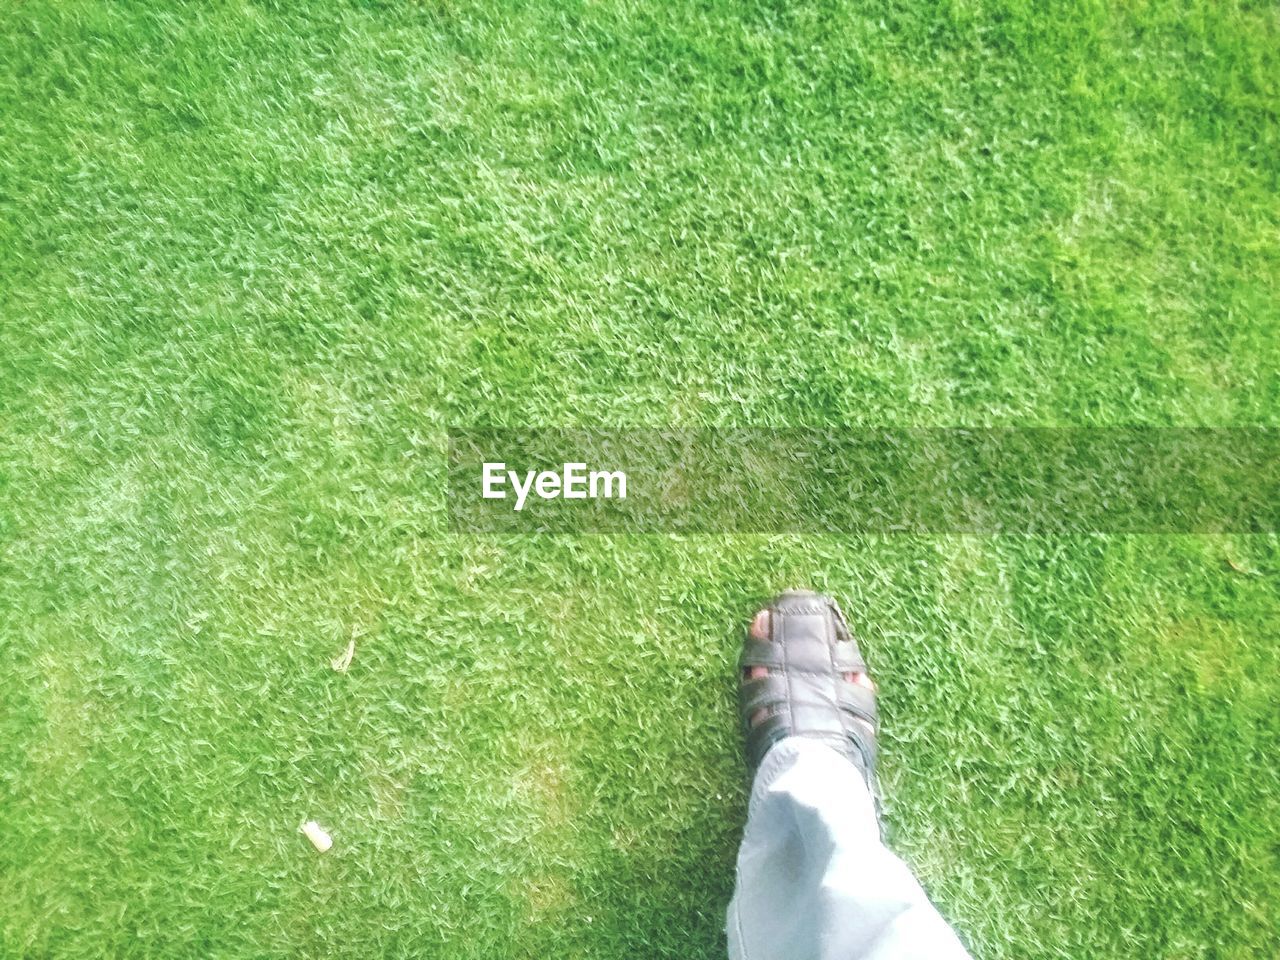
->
[[740, 591, 879, 794]]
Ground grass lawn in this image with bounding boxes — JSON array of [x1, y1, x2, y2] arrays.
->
[[2, 1, 1278, 957]]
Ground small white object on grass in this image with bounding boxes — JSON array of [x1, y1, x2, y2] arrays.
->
[[331, 638, 356, 673], [301, 820, 333, 853]]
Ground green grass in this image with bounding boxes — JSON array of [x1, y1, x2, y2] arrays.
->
[[2, 1, 1278, 957]]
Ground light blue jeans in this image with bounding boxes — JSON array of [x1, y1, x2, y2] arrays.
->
[[727, 738, 973, 960]]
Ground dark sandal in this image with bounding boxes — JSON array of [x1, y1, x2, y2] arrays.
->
[[740, 590, 879, 797]]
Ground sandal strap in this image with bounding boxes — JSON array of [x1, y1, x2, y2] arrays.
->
[[741, 636, 866, 673]]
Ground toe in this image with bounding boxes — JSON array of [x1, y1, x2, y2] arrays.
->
[[746, 609, 771, 680], [749, 609, 770, 640], [848, 671, 875, 691]]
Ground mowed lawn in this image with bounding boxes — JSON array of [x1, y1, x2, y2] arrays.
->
[[2, 1, 1278, 957]]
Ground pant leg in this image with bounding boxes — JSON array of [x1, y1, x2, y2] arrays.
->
[[727, 737, 972, 960]]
